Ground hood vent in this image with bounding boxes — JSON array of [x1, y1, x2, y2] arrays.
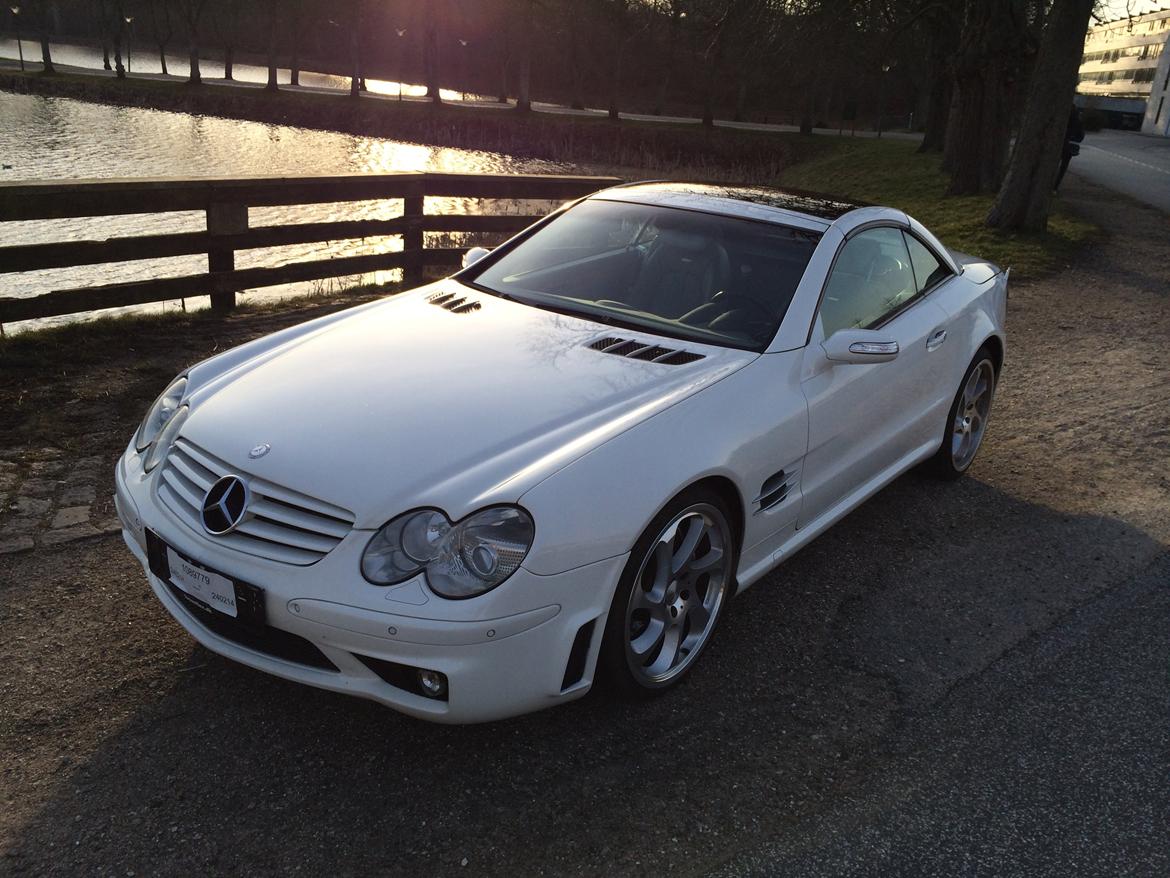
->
[[588, 336, 705, 366], [428, 292, 482, 314]]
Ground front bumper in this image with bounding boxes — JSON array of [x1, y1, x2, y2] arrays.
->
[[116, 449, 627, 724]]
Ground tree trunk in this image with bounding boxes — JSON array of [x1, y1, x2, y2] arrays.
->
[[653, 9, 681, 116], [349, 0, 362, 98], [567, 4, 585, 110], [424, 0, 441, 103], [113, 21, 125, 78], [734, 81, 748, 123], [608, 44, 625, 120], [37, 1, 54, 74], [265, 0, 279, 92], [943, 0, 1021, 195], [189, 42, 200, 83], [515, 2, 533, 113], [987, 0, 1095, 231], [223, 44, 233, 80], [498, 55, 510, 103], [289, 1, 300, 86], [918, 66, 951, 151], [158, 43, 168, 75]]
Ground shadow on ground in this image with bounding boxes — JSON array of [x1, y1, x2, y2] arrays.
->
[[2, 469, 1162, 876]]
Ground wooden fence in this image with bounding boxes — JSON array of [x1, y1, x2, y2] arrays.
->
[[0, 172, 623, 328]]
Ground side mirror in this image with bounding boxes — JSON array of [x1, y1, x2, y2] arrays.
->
[[462, 246, 491, 269], [822, 329, 899, 364]]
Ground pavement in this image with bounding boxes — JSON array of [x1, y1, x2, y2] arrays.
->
[[1, 171, 1169, 876], [1072, 129, 1170, 213], [710, 552, 1170, 877]]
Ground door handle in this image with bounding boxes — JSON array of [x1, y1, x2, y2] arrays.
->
[[926, 329, 948, 351]]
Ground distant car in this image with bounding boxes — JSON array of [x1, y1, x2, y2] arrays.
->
[[115, 182, 1008, 723]]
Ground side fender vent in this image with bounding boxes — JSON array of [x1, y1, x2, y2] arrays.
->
[[427, 292, 481, 314], [587, 336, 705, 366], [754, 469, 795, 513]]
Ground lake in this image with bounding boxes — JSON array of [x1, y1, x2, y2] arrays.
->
[[0, 85, 569, 333]]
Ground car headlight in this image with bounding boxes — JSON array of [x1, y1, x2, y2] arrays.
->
[[361, 506, 535, 599], [143, 405, 189, 473], [136, 375, 188, 453]]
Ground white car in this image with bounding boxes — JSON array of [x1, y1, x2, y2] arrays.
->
[[115, 182, 1007, 723]]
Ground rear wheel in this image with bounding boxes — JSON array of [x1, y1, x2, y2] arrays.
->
[[599, 489, 738, 696], [931, 348, 996, 479]]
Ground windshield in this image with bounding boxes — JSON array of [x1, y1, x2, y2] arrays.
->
[[466, 199, 820, 351]]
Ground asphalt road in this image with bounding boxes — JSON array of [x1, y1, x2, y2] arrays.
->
[[1, 175, 1168, 876], [1072, 129, 1170, 214]]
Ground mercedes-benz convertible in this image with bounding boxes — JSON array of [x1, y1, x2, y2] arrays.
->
[[115, 181, 1008, 723]]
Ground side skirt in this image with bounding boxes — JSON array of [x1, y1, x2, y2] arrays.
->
[[733, 439, 939, 594]]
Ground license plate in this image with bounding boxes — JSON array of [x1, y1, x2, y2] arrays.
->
[[166, 547, 238, 618]]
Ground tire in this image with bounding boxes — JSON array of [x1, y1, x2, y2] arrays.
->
[[930, 346, 997, 480], [598, 488, 739, 698]]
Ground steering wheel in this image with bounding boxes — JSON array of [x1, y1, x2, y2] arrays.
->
[[707, 292, 772, 325]]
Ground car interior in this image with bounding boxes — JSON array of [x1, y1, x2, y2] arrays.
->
[[818, 230, 918, 336], [472, 201, 820, 349]]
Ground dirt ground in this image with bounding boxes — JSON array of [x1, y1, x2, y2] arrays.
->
[[1, 173, 1168, 876]]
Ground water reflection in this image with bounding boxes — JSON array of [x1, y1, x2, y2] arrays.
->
[[0, 38, 489, 102], [1, 93, 572, 332]]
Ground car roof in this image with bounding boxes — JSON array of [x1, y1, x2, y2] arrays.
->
[[591, 181, 871, 233]]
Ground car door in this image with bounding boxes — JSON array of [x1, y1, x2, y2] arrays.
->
[[797, 226, 951, 526]]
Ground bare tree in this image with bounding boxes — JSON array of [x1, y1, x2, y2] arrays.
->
[[112, 0, 126, 78], [424, 0, 442, 103], [265, 0, 280, 91], [289, 0, 303, 86], [147, 0, 173, 76], [987, 0, 1096, 231], [214, 0, 243, 80], [177, 0, 208, 83], [27, 0, 54, 73], [98, 0, 113, 69], [349, 0, 364, 98], [942, 0, 1028, 195]]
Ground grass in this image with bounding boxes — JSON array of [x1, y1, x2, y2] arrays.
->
[[776, 137, 1097, 279]]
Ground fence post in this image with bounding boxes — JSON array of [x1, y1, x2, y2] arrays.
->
[[402, 186, 425, 289], [206, 202, 248, 310]]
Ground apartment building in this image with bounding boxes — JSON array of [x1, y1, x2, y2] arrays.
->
[[1078, 7, 1170, 134]]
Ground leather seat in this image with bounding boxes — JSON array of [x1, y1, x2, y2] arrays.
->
[[629, 229, 730, 318]]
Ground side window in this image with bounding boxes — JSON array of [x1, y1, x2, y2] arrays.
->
[[904, 232, 953, 293], [819, 228, 916, 337]]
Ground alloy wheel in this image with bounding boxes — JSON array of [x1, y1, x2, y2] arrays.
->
[[623, 503, 732, 686]]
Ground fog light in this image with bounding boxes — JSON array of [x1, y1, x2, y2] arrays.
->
[[417, 669, 448, 699]]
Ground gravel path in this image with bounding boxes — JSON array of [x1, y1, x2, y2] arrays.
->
[[1, 173, 1167, 876]]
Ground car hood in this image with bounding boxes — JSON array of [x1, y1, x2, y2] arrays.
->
[[180, 282, 755, 528]]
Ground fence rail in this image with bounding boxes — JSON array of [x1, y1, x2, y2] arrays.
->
[[0, 171, 623, 327]]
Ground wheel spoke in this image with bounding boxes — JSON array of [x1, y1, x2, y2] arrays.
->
[[629, 616, 666, 661], [963, 368, 980, 406], [688, 545, 724, 575], [645, 623, 682, 677], [671, 515, 706, 574]]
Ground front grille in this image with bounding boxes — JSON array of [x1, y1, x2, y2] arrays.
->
[[157, 438, 355, 566]]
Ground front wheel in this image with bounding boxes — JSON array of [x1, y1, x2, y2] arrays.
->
[[599, 489, 738, 697], [930, 348, 997, 479]]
